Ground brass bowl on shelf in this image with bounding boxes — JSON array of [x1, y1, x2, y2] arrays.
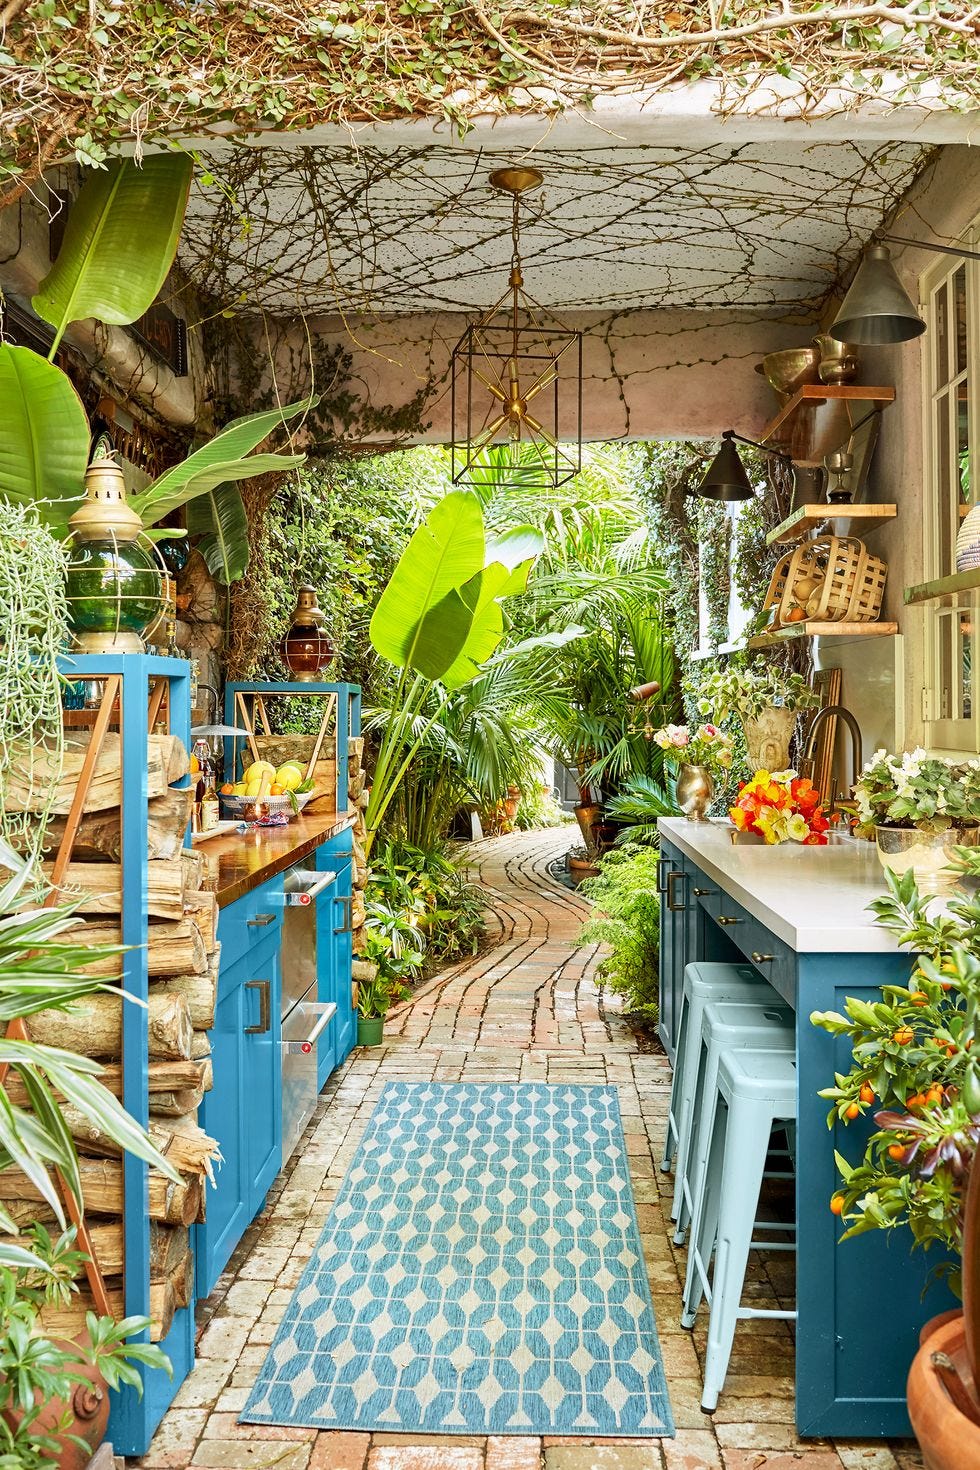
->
[[756, 347, 821, 403]]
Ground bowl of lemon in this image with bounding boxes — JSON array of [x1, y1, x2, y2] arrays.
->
[[220, 760, 316, 819]]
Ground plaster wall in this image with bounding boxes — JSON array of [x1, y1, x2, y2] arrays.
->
[[812, 143, 980, 760], [278, 308, 801, 445]]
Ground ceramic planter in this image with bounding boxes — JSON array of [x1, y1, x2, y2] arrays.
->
[[875, 825, 980, 895], [675, 763, 714, 821], [356, 1015, 384, 1047], [8, 1332, 110, 1470], [741, 705, 798, 772]]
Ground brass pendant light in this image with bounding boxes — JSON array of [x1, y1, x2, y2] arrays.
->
[[450, 167, 583, 490]]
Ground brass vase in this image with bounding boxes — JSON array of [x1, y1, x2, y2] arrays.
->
[[675, 764, 714, 822]]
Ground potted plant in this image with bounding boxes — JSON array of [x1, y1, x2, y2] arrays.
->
[[691, 660, 818, 771], [651, 721, 733, 821], [356, 890, 424, 1045], [854, 749, 980, 893], [811, 868, 980, 1467], [0, 845, 178, 1467]]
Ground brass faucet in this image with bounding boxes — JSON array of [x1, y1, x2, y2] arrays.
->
[[802, 704, 863, 817]]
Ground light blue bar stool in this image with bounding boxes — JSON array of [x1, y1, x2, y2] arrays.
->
[[672, 997, 793, 1245], [662, 961, 764, 1181], [682, 1046, 798, 1412]]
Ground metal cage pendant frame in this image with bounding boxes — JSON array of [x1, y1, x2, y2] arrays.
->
[[450, 168, 583, 491]]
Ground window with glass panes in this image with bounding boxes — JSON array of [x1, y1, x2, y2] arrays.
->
[[924, 246, 979, 750]]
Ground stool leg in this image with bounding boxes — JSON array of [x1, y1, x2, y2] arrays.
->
[[669, 1012, 705, 1215], [701, 1097, 774, 1412], [661, 987, 690, 1173], [674, 1036, 719, 1245], [681, 1090, 725, 1329]]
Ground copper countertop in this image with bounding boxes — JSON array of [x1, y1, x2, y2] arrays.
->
[[197, 809, 354, 907]]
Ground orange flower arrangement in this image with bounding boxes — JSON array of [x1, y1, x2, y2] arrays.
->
[[729, 769, 831, 846]]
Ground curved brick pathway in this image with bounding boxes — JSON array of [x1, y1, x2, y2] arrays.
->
[[137, 829, 921, 1470]]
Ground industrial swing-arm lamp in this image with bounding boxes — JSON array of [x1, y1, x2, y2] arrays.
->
[[694, 429, 791, 503]]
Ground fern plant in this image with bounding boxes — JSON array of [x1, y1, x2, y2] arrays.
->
[[579, 843, 662, 1023]]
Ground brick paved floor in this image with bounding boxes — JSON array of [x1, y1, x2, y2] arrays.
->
[[135, 829, 925, 1470]]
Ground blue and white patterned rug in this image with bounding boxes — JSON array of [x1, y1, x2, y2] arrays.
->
[[241, 1082, 674, 1437]]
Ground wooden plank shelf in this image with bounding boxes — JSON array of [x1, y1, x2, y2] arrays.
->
[[766, 503, 897, 546], [761, 384, 895, 462], [747, 620, 898, 649], [905, 568, 980, 605]]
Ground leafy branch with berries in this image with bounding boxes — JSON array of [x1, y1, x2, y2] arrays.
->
[[811, 867, 980, 1291]]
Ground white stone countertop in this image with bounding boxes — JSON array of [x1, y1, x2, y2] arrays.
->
[[658, 816, 904, 953]]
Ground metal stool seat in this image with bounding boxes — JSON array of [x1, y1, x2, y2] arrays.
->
[[663, 961, 764, 1186], [681, 1045, 798, 1412], [673, 998, 793, 1246]]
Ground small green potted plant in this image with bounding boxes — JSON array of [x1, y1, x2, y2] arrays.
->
[[853, 748, 980, 893], [356, 890, 425, 1045], [690, 660, 818, 772]]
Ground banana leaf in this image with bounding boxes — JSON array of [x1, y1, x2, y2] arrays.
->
[[186, 482, 250, 584], [0, 346, 90, 526], [33, 155, 193, 355], [370, 490, 486, 679], [130, 396, 314, 526]]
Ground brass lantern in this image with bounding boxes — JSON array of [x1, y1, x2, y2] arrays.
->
[[64, 447, 164, 654], [450, 167, 583, 490], [282, 585, 334, 681]]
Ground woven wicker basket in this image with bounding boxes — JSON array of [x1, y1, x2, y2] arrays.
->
[[762, 536, 886, 626]]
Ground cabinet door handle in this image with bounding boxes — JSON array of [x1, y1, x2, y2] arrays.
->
[[334, 893, 354, 936], [751, 951, 776, 963], [718, 915, 742, 926], [656, 856, 671, 894], [693, 887, 715, 897], [666, 870, 687, 912], [244, 979, 271, 1034], [247, 913, 277, 928]]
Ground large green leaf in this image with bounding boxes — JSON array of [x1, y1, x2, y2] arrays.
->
[[130, 397, 314, 525], [0, 346, 89, 526], [370, 490, 486, 679], [33, 155, 193, 354], [186, 482, 249, 584]]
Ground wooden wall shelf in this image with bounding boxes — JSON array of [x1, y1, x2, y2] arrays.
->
[[747, 620, 898, 649], [766, 503, 897, 546], [905, 568, 980, 605], [761, 384, 895, 462]]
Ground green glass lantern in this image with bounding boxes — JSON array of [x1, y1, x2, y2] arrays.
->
[[65, 449, 163, 654]]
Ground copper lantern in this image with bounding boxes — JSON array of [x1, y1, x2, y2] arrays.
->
[[282, 585, 334, 681]]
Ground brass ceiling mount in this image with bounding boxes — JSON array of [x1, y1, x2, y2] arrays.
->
[[488, 166, 543, 196]]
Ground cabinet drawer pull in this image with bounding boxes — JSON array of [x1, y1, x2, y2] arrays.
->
[[334, 893, 354, 936], [666, 870, 687, 912], [693, 887, 715, 897], [244, 979, 271, 1034], [656, 856, 671, 894], [247, 913, 277, 928], [718, 915, 742, 926], [751, 950, 776, 964]]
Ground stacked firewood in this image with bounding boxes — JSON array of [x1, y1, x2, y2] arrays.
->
[[348, 735, 370, 957], [6, 730, 220, 1341]]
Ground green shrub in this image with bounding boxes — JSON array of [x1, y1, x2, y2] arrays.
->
[[579, 844, 661, 1023], [365, 840, 486, 984]]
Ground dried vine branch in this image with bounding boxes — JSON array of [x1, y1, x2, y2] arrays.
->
[[1, 2, 978, 205]]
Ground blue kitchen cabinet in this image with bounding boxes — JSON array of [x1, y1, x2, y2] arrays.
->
[[196, 885, 282, 1299], [316, 831, 355, 1086]]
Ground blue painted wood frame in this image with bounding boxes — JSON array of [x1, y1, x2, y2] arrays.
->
[[660, 838, 957, 1438], [223, 681, 361, 809], [59, 655, 195, 1457]]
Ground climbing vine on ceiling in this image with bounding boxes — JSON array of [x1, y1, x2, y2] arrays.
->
[[177, 140, 932, 320], [1, 2, 977, 204]]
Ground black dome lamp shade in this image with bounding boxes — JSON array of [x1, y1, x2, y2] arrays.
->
[[697, 431, 755, 501]]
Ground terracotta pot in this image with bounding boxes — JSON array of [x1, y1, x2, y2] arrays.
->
[[3, 1335, 110, 1470], [574, 802, 602, 855], [741, 705, 798, 772], [908, 1313, 980, 1469]]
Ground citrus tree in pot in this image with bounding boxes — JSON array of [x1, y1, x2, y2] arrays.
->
[[812, 865, 980, 1467]]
